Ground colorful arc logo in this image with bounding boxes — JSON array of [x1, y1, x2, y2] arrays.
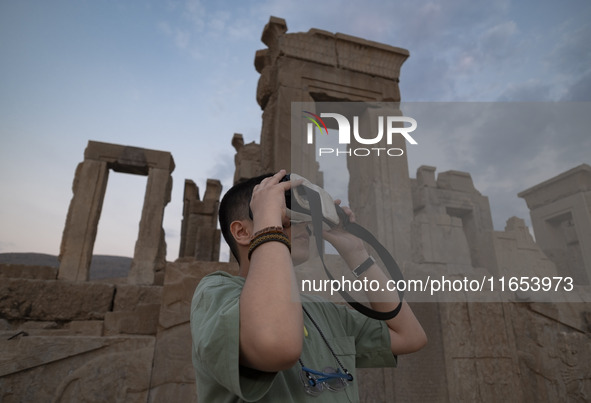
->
[[303, 111, 329, 136]]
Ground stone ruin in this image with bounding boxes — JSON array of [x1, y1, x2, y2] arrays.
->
[[58, 140, 175, 285], [1, 16, 590, 402], [519, 165, 591, 285], [0, 140, 230, 402]]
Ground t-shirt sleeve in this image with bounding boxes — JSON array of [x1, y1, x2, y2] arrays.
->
[[190, 274, 277, 401], [333, 303, 398, 368]]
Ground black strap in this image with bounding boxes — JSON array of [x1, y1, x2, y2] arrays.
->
[[306, 188, 404, 321]]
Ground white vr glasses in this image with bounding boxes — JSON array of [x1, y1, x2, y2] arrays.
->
[[282, 173, 342, 228]]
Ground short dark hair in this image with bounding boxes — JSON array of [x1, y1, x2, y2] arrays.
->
[[219, 173, 274, 263]]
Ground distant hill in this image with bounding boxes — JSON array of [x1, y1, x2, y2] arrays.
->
[[0, 253, 132, 280], [0, 252, 59, 267]]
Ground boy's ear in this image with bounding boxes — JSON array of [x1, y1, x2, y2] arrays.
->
[[230, 220, 252, 247]]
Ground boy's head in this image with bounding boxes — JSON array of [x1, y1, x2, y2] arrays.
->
[[219, 173, 273, 263]]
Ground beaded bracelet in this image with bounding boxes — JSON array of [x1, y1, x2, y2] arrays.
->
[[248, 231, 291, 260], [251, 226, 284, 240]]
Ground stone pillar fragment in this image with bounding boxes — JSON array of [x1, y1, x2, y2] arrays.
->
[[178, 178, 222, 261], [129, 167, 172, 285], [58, 160, 109, 281], [179, 180, 199, 259], [232, 133, 263, 183], [195, 179, 222, 261]]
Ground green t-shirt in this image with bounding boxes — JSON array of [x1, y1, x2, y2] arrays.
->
[[190, 271, 397, 402]]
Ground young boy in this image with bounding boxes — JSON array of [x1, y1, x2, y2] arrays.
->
[[190, 170, 426, 402]]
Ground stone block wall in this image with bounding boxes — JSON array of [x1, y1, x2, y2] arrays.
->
[[0, 260, 239, 403], [2, 260, 590, 402]]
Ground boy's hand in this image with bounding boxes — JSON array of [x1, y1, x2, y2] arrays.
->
[[249, 170, 299, 232]]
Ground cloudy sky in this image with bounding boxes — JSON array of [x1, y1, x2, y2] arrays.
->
[[1, 0, 590, 262]]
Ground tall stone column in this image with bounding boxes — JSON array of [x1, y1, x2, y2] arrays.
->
[[58, 159, 109, 281], [128, 167, 173, 285]]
